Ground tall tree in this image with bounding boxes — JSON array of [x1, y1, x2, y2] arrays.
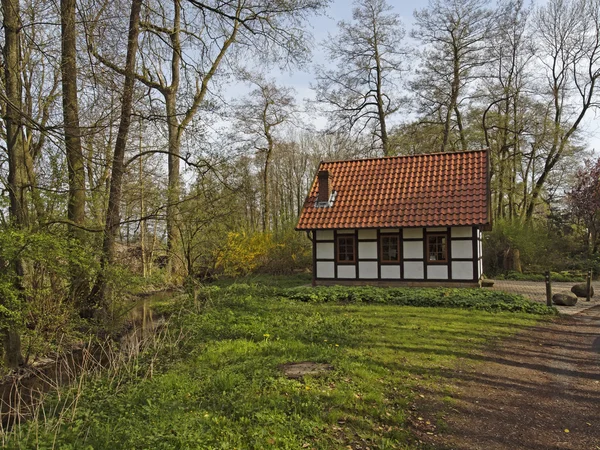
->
[[1, 0, 26, 367], [524, 0, 600, 220], [481, 0, 534, 220], [89, 0, 143, 315], [60, 0, 86, 233], [411, 0, 492, 152], [314, 0, 407, 156], [234, 75, 296, 231], [91, 0, 328, 277]]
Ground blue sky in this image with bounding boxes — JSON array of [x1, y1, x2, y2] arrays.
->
[[251, 0, 600, 153]]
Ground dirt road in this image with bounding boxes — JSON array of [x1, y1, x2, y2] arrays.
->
[[420, 307, 600, 450]]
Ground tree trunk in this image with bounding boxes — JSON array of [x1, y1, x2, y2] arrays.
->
[[165, 92, 182, 277], [88, 0, 143, 317], [373, 36, 389, 156], [60, 0, 86, 232], [2, 0, 25, 368], [441, 43, 461, 153]]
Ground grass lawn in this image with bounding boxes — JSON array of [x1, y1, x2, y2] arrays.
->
[[8, 283, 546, 449]]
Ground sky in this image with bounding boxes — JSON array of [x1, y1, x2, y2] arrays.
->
[[266, 0, 600, 154]]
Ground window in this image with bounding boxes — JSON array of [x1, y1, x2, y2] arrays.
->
[[380, 236, 400, 262], [427, 234, 447, 263], [337, 236, 355, 262]]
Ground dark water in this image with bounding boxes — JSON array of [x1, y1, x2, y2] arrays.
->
[[0, 293, 170, 429]]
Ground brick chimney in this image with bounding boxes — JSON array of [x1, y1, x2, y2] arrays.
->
[[317, 170, 331, 203]]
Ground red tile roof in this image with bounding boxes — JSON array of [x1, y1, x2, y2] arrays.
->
[[296, 150, 490, 230]]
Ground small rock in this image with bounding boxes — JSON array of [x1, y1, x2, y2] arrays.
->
[[481, 279, 494, 287], [280, 362, 333, 379], [552, 293, 578, 306], [571, 283, 594, 298]]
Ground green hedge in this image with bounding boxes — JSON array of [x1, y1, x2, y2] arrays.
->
[[281, 285, 557, 315]]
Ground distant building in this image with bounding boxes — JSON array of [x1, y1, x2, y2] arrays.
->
[[296, 150, 491, 287]]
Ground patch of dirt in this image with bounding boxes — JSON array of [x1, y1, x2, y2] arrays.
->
[[280, 362, 333, 379], [415, 307, 600, 450]]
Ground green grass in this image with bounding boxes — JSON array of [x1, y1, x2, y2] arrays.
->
[[7, 284, 546, 449], [213, 272, 312, 288]]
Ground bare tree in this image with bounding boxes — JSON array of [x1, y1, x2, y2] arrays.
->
[[411, 0, 492, 152], [88, 0, 143, 315], [481, 0, 535, 220], [314, 0, 407, 156], [524, 0, 600, 220], [234, 75, 296, 231], [90, 0, 328, 277]]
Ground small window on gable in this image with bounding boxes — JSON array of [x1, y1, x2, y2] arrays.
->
[[381, 236, 400, 262], [337, 236, 355, 262], [427, 234, 447, 263]]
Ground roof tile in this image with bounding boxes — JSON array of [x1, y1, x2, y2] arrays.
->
[[296, 150, 489, 230]]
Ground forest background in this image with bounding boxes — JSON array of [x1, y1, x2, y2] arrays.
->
[[1, 0, 600, 368]]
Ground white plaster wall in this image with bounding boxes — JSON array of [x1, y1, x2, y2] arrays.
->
[[451, 240, 473, 259], [358, 229, 377, 240], [452, 261, 473, 280], [404, 228, 423, 239], [337, 229, 355, 235], [316, 242, 334, 260], [338, 265, 356, 279], [404, 262, 424, 279], [359, 261, 378, 278], [381, 265, 401, 279], [380, 228, 399, 233], [427, 227, 447, 232], [316, 261, 335, 278], [428, 265, 448, 280], [404, 241, 423, 259], [316, 230, 334, 241], [451, 226, 472, 238], [358, 241, 378, 259]]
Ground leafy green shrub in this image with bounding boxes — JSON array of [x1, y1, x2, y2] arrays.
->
[[0, 229, 98, 363], [282, 286, 557, 315], [483, 219, 560, 276]]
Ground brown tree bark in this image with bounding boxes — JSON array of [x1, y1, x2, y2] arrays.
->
[[60, 0, 86, 233], [1, 0, 26, 367], [88, 0, 143, 316]]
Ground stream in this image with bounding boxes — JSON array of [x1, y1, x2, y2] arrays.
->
[[0, 291, 172, 429]]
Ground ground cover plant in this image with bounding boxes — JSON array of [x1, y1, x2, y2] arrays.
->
[[5, 283, 550, 449], [281, 285, 557, 314]]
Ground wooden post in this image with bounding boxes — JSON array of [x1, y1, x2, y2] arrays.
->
[[545, 271, 552, 306], [586, 269, 592, 302]]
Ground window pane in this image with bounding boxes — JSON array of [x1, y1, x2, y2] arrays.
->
[[381, 236, 399, 262], [338, 237, 355, 261], [427, 235, 447, 262]]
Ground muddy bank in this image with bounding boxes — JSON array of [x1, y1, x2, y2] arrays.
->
[[0, 292, 173, 428]]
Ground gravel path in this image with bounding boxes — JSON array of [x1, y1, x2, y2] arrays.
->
[[490, 280, 600, 315], [418, 306, 600, 449]]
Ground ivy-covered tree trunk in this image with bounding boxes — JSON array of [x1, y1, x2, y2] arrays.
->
[[2, 0, 26, 368]]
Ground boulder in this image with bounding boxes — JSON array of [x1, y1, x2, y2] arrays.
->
[[552, 293, 578, 306], [571, 283, 594, 298]]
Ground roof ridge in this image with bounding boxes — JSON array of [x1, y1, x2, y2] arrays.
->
[[320, 148, 488, 166]]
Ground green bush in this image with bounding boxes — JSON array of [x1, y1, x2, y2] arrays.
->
[[281, 286, 557, 315]]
